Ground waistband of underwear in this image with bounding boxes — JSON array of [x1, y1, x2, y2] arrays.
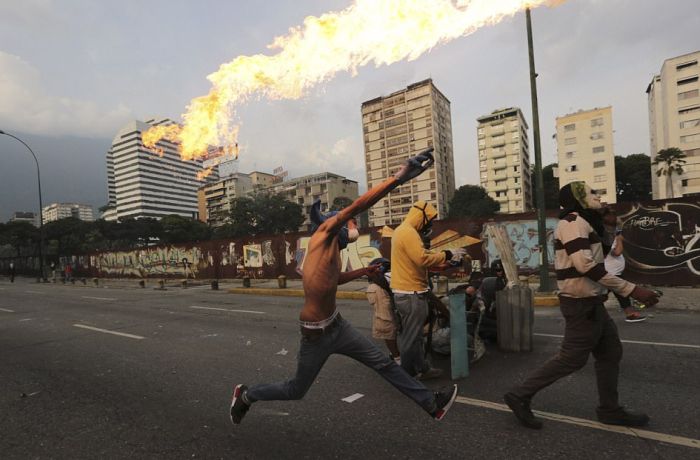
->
[[299, 310, 340, 329], [392, 289, 430, 295]]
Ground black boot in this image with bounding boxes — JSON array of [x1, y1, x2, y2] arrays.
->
[[504, 392, 543, 429], [597, 407, 649, 427]]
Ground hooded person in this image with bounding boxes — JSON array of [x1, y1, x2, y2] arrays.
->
[[504, 181, 659, 430], [390, 200, 466, 379], [309, 199, 359, 250]]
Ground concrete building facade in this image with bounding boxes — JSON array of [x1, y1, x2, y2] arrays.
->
[[197, 171, 277, 227], [477, 107, 532, 213], [361, 79, 455, 227], [556, 107, 616, 204], [9, 211, 38, 226], [105, 118, 218, 222], [261, 172, 359, 232], [647, 51, 700, 199], [42, 203, 94, 223]]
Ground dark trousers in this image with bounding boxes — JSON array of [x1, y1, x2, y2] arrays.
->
[[511, 298, 623, 411]]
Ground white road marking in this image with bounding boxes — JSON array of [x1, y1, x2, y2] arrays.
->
[[341, 393, 364, 403], [73, 324, 144, 340], [456, 396, 700, 450], [81, 296, 117, 301], [0, 307, 15, 313], [535, 333, 700, 350], [24, 290, 41, 294], [19, 318, 32, 322], [189, 306, 265, 315]]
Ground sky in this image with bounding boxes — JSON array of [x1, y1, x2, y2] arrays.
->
[[0, 0, 698, 221]]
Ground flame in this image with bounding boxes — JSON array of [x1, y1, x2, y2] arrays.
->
[[196, 167, 215, 181], [143, 0, 563, 160]]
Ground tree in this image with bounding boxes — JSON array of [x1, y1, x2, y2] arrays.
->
[[217, 192, 304, 238], [44, 217, 91, 256], [532, 163, 560, 210], [160, 215, 211, 244], [447, 185, 500, 218], [0, 221, 39, 256], [615, 154, 652, 202], [652, 147, 687, 198]]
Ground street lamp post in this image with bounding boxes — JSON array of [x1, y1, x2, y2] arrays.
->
[[0, 130, 46, 281], [525, 8, 551, 292]]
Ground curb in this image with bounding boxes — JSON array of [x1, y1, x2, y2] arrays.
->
[[228, 288, 561, 306]]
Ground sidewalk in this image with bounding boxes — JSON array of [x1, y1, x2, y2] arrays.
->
[[3, 276, 697, 310]]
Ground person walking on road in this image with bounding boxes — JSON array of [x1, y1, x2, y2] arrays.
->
[[390, 200, 466, 379], [504, 182, 659, 429], [602, 208, 646, 322], [9, 262, 15, 283], [230, 149, 458, 425]]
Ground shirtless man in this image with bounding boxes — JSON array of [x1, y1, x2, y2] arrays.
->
[[230, 148, 458, 424]]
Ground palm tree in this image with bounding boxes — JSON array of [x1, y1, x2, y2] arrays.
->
[[652, 147, 687, 198]]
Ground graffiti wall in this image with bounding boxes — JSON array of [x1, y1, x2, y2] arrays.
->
[[3, 197, 699, 286]]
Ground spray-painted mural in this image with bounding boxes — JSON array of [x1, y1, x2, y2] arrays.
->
[[4, 198, 699, 286], [619, 202, 700, 285], [482, 219, 558, 270], [91, 246, 204, 278]]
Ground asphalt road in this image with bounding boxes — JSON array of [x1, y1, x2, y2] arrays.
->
[[1, 280, 699, 459]]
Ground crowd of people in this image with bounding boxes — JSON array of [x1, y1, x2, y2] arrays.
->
[[155, 149, 655, 430]]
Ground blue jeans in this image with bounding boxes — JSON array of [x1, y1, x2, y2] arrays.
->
[[246, 314, 436, 414], [393, 293, 430, 376]]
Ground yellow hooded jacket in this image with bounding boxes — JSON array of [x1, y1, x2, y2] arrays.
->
[[390, 201, 447, 292]]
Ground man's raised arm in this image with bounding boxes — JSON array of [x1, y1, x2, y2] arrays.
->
[[325, 148, 434, 232]]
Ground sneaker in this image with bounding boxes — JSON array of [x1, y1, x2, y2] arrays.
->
[[597, 408, 649, 427], [625, 312, 647, 323], [417, 367, 443, 381], [230, 384, 250, 425], [503, 392, 543, 429], [432, 384, 458, 421]]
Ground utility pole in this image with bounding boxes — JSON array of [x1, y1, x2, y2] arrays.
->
[[0, 130, 46, 281], [526, 8, 551, 291]]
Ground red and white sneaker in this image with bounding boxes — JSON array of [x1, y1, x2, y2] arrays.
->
[[230, 384, 250, 425], [432, 384, 458, 421]]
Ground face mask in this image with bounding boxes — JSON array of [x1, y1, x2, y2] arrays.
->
[[413, 203, 436, 231], [583, 185, 602, 210]]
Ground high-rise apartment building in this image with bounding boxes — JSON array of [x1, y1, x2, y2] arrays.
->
[[42, 203, 94, 223], [197, 171, 276, 227], [105, 118, 219, 222], [555, 107, 616, 204], [647, 51, 700, 199], [477, 107, 532, 213], [261, 172, 359, 231], [361, 79, 455, 227]]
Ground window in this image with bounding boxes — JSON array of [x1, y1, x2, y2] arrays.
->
[[681, 133, 700, 143], [677, 60, 698, 71], [566, 165, 578, 172], [514, 177, 519, 184], [678, 76, 699, 86], [514, 188, 521, 195], [594, 174, 607, 183], [593, 160, 606, 168], [593, 146, 605, 153], [564, 123, 575, 132], [564, 137, 576, 145], [682, 179, 689, 187], [513, 166, 519, 173], [565, 151, 576, 159], [680, 118, 700, 129], [591, 118, 604, 127], [679, 89, 699, 100], [596, 188, 607, 196], [591, 132, 604, 140], [680, 105, 700, 115]]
